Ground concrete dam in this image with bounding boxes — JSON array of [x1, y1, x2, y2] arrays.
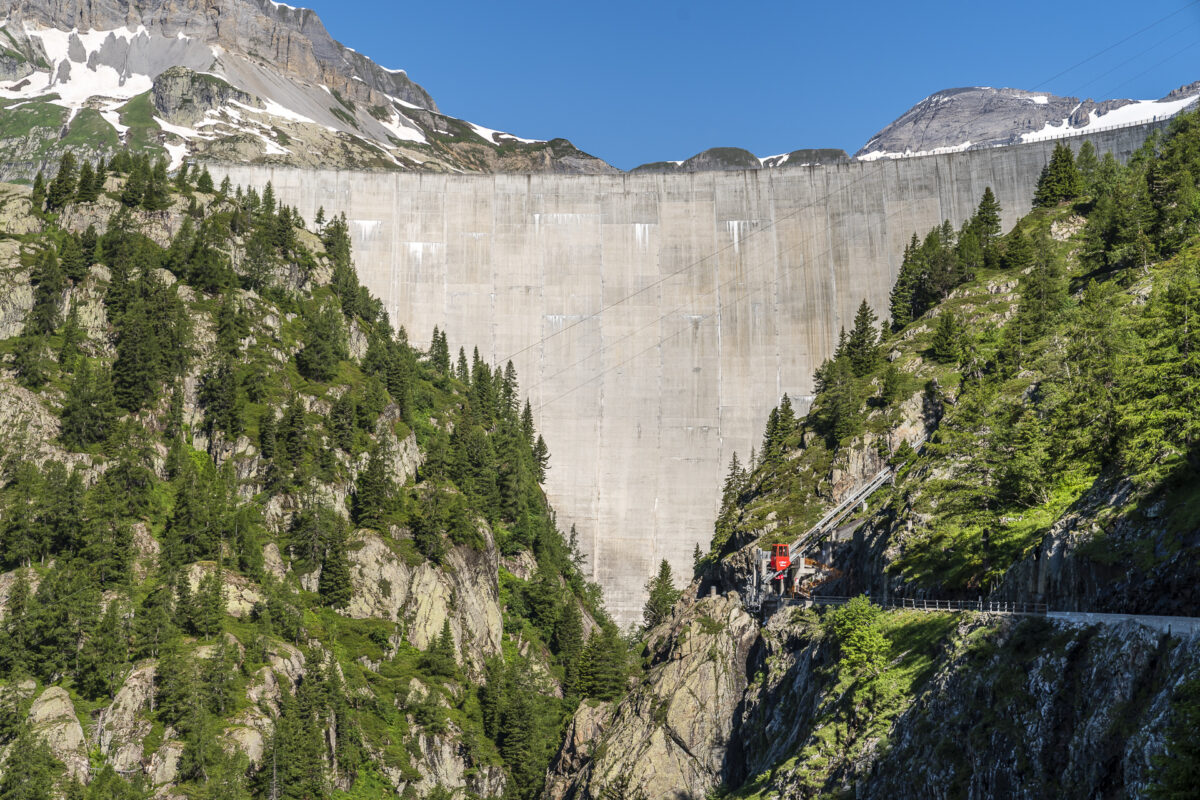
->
[[214, 120, 1164, 623]]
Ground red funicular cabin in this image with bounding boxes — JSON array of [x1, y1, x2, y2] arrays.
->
[[769, 544, 791, 577]]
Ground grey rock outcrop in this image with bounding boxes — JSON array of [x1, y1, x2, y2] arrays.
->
[[97, 663, 157, 773], [153, 65, 261, 126], [0, 0, 617, 176], [345, 529, 503, 673], [29, 686, 89, 781], [545, 593, 759, 800]]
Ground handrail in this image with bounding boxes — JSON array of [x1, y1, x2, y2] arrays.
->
[[808, 595, 1049, 615]]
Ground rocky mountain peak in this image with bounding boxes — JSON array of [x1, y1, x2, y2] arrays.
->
[[0, 0, 617, 177], [856, 82, 1200, 159]]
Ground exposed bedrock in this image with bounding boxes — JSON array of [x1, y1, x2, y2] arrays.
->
[[212, 121, 1165, 624]]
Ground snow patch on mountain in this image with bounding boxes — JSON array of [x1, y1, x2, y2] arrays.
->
[[466, 121, 544, 145], [1021, 93, 1200, 142], [857, 140, 975, 162]]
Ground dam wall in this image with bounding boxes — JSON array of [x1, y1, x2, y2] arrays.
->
[[214, 120, 1166, 623]]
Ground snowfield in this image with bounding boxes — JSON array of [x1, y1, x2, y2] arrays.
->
[[1020, 92, 1200, 143]]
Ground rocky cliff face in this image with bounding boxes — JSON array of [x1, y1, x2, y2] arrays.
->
[[545, 593, 759, 800], [548, 593, 1197, 799], [0, 0, 617, 178]]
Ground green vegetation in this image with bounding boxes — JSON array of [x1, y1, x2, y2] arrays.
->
[[708, 110, 1200, 597], [1151, 678, 1200, 798], [642, 559, 681, 629], [0, 155, 625, 799], [117, 92, 165, 154], [731, 605, 959, 799]]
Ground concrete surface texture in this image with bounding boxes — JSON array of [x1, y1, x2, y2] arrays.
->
[[213, 120, 1165, 624]]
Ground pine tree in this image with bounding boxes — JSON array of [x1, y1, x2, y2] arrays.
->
[[422, 619, 458, 678], [846, 299, 881, 377], [0, 726, 61, 800], [554, 600, 585, 693], [456, 347, 470, 382], [1150, 679, 1200, 799], [133, 582, 175, 659], [579, 625, 627, 701], [76, 600, 126, 699], [318, 524, 352, 609], [12, 335, 47, 390], [30, 170, 46, 212], [142, 157, 171, 211], [930, 311, 964, 364], [353, 444, 394, 528], [197, 168, 214, 194], [45, 151, 78, 212], [642, 559, 680, 629], [59, 234, 86, 282], [75, 160, 98, 203], [430, 326, 450, 375], [120, 158, 146, 207], [112, 297, 162, 411], [1075, 140, 1100, 195], [296, 303, 347, 382], [194, 568, 225, 640], [60, 360, 118, 449], [889, 234, 921, 329], [1034, 142, 1082, 207], [27, 247, 65, 336], [974, 186, 1002, 243]]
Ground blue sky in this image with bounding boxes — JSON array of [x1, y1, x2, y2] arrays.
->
[[298, 0, 1200, 170]]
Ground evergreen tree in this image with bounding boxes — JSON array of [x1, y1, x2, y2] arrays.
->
[[0, 726, 60, 800], [1150, 679, 1200, 799], [317, 524, 352, 609], [422, 619, 458, 678], [642, 559, 679, 629], [1075, 140, 1100, 195], [112, 297, 162, 411], [811, 355, 860, 445], [429, 326, 450, 376], [45, 151, 78, 212], [296, 303, 347, 382], [120, 158, 146, 207], [1034, 142, 1082, 207], [846, 299, 881, 376], [76, 600, 126, 699], [554, 600, 585, 693], [196, 168, 214, 194], [30, 170, 46, 212], [12, 335, 47, 389], [27, 247, 65, 336], [579, 625, 627, 700], [930, 311, 964, 364], [59, 234, 87, 282], [973, 186, 1002, 244], [133, 582, 175, 659], [194, 568, 225, 640], [353, 444, 394, 528], [75, 160, 99, 203], [60, 360, 118, 449]]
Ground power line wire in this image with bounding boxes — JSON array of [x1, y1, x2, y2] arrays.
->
[[1032, 0, 1200, 90]]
